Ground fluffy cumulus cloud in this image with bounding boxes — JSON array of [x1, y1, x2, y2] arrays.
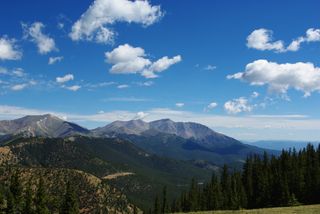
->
[[247, 28, 285, 52], [106, 44, 151, 73], [0, 36, 22, 60], [23, 22, 57, 54], [69, 0, 163, 44], [105, 44, 181, 78], [48, 56, 63, 65], [248, 28, 320, 52], [227, 59, 320, 97], [56, 74, 74, 83], [224, 97, 252, 114], [287, 28, 320, 51]]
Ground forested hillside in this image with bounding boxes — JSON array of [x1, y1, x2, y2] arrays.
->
[[155, 144, 320, 213]]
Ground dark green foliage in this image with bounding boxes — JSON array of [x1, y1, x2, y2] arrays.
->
[[0, 190, 5, 212], [23, 179, 34, 214], [9, 170, 23, 211], [153, 195, 160, 214], [161, 186, 168, 213], [60, 181, 79, 214], [35, 177, 49, 214], [170, 143, 320, 212], [5, 191, 15, 214]]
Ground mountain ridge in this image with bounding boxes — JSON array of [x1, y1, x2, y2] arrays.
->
[[92, 118, 241, 148], [0, 115, 276, 167], [0, 114, 89, 138]]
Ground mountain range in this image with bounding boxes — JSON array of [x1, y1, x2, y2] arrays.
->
[[0, 114, 275, 166]]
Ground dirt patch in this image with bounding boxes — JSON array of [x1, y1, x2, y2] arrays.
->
[[103, 172, 135, 180]]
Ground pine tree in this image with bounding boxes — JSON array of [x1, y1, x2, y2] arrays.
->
[[161, 186, 167, 213], [221, 165, 232, 209], [60, 181, 79, 214], [0, 189, 5, 212], [188, 178, 198, 211], [23, 179, 34, 214], [154, 195, 160, 214], [9, 170, 23, 211], [35, 177, 49, 214], [168, 143, 320, 212], [5, 191, 15, 214], [209, 173, 222, 210]]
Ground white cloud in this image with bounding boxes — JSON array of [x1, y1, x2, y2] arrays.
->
[[228, 59, 320, 97], [49, 56, 63, 65], [106, 44, 151, 73], [287, 37, 304, 51], [56, 74, 74, 83], [65, 85, 81, 91], [69, 0, 163, 44], [248, 28, 320, 52], [0, 36, 22, 60], [224, 97, 252, 114], [148, 56, 182, 73], [134, 111, 149, 120], [175, 103, 185, 108], [23, 22, 57, 54], [207, 102, 218, 109], [251, 91, 259, 98], [287, 28, 320, 51], [10, 80, 37, 91], [117, 84, 129, 89], [11, 83, 28, 91], [143, 55, 182, 78], [204, 65, 217, 71], [105, 44, 181, 78], [247, 28, 285, 52]]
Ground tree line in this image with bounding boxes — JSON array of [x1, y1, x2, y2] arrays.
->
[[154, 143, 320, 213], [0, 170, 79, 214]]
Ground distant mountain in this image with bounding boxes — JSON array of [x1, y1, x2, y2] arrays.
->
[[246, 140, 320, 151], [93, 118, 240, 148], [92, 119, 276, 166], [93, 119, 150, 136], [0, 114, 89, 138]]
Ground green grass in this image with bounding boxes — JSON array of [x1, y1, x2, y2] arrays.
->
[[176, 204, 320, 214]]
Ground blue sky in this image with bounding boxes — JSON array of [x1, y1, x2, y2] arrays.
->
[[1, 0, 320, 141]]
